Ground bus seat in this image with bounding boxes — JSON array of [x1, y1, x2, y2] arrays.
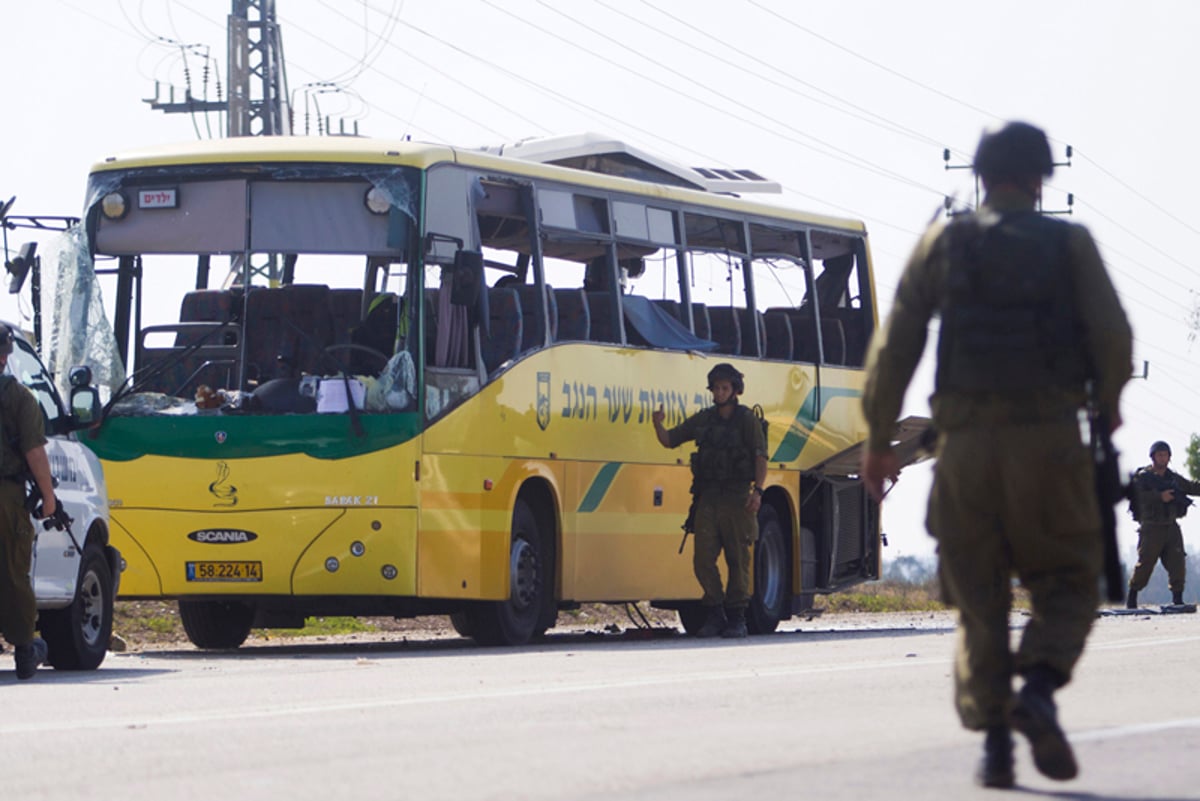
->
[[328, 288, 363, 345], [707, 307, 742, 355], [177, 289, 236, 345], [691, 303, 711, 340], [651, 299, 681, 322], [739, 309, 766, 357], [243, 285, 335, 383], [585, 291, 620, 343], [553, 289, 590, 341], [514, 284, 557, 351], [821, 318, 847, 365], [481, 287, 523, 374], [763, 310, 793, 360]]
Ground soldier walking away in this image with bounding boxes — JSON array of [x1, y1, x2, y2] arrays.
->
[[0, 324, 56, 679], [859, 122, 1133, 788], [1126, 440, 1200, 609], [652, 363, 767, 639]]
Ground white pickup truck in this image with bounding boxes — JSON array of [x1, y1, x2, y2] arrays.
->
[[4, 322, 119, 670]]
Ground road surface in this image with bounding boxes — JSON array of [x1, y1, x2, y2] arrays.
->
[[2, 609, 1198, 800]]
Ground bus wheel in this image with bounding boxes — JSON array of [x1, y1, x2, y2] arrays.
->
[[676, 603, 708, 636], [448, 611, 474, 639], [748, 505, 790, 635], [466, 499, 547, 646], [41, 544, 114, 670], [179, 600, 255, 649]]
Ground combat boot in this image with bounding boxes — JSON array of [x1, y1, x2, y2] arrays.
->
[[14, 637, 48, 680], [695, 606, 726, 638], [1011, 667, 1077, 781], [1173, 590, 1184, 605], [1126, 588, 1138, 609], [720, 607, 748, 639], [975, 726, 1015, 789]]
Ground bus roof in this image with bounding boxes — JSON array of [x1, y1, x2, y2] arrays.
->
[[90, 136, 867, 234]]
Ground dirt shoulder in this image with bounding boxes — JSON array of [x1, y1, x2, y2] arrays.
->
[[112, 600, 957, 653]]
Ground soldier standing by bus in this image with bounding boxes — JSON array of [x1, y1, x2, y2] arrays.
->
[[1126, 440, 1200, 608], [653, 363, 767, 639], [859, 122, 1132, 788], [0, 324, 56, 679]]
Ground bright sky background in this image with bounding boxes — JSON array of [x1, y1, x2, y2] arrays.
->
[[3, 0, 1198, 566]]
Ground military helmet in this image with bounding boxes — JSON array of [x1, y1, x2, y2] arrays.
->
[[1150, 440, 1172, 458], [0, 324, 12, 357], [707, 363, 744, 394], [973, 121, 1054, 182]]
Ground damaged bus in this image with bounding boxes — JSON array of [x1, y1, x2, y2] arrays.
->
[[62, 133, 925, 648]]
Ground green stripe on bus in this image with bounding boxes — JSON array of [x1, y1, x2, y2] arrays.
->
[[82, 413, 423, 461], [770, 386, 862, 463], [578, 462, 622, 513]]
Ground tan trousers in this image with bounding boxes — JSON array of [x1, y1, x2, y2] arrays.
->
[[927, 420, 1102, 730]]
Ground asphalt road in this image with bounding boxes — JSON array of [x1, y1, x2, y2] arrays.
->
[[2, 609, 1198, 801]]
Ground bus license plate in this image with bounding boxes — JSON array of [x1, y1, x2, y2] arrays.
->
[[186, 561, 263, 582]]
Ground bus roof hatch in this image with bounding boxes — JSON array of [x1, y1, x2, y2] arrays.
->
[[480, 132, 782, 195]]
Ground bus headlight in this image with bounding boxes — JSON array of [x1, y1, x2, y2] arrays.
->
[[364, 186, 390, 215], [101, 192, 129, 220]]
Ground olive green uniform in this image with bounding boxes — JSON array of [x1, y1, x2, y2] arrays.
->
[[862, 188, 1132, 731], [666, 403, 767, 610], [0, 376, 47, 646], [1129, 466, 1200, 597]]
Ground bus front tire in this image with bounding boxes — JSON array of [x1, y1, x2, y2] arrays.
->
[[465, 499, 549, 646], [179, 599, 255, 649], [748, 504, 791, 635], [41, 543, 115, 670]]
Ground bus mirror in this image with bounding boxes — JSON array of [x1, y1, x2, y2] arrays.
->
[[450, 249, 484, 307], [5, 241, 37, 294], [70, 385, 101, 427]]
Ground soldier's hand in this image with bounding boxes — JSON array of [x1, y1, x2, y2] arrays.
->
[[40, 494, 57, 519], [652, 405, 665, 427], [1162, 489, 1176, 503], [862, 449, 900, 503]]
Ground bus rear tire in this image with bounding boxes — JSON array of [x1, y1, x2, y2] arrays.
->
[[465, 499, 549, 646], [748, 504, 790, 635], [41, 543, 115, 670], [179, 599, 255, 649]]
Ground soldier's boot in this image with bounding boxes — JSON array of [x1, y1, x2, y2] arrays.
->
[[695, 606, 726, 638], [1173, 589, 1185, 605], [720, 607, 748, 639], [974, 726, 1015, 789], [14, 637, 48, 681], [1125, 588, 1138, 609], [1011, 666, 1077, 781]]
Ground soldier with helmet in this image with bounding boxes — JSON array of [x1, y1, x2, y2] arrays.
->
[[652, 363, 767, 638], [0, 324, 56, 679], [860, 122, 1132, 787], [1126, 440, 1200, 608]]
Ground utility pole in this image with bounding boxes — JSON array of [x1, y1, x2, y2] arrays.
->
[[145, 0, 291, 285], [146, 0, 290, 138], [941, 143, 1073, 217]]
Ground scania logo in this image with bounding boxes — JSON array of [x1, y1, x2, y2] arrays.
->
[[187, 529, 258, 544]]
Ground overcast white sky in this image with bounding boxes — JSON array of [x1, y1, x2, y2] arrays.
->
[[3, 0, 1198, 564]]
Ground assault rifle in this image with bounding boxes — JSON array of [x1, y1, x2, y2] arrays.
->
[[1088, 405, 1126, 603], [1130, 468, 1194, 520], [23, 476, 83, 553]]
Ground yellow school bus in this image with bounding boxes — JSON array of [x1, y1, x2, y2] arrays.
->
[[66, 133, 919, 647]]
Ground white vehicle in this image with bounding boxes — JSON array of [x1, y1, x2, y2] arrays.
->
[[4, 322, 119, 670]]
